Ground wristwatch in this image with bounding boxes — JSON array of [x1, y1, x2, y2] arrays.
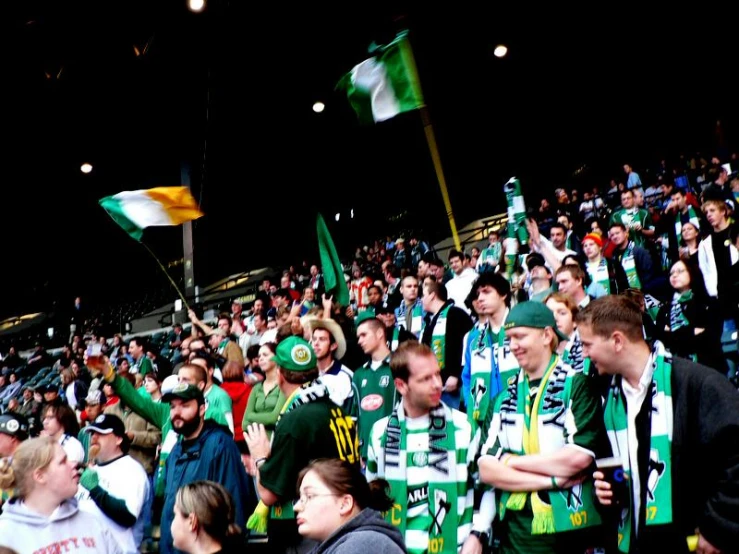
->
[[470, 530, 489, 545], [254, 457, 269, 469]]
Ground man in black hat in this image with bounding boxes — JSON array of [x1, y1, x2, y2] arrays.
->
[[0, 413, 29, 512], [158, 383, 255, 554], [0, 412, 29, 457], [77, 413, 150, 554]]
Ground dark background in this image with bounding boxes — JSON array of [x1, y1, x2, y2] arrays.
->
[[2, 2, 736, 318]]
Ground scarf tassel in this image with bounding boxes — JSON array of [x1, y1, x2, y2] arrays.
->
[[530, 492, 555, 535], [505, 491, 527, 511], [246, 501, 269, 533]]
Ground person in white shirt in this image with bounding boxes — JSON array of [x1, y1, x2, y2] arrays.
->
[[76, 414, 150, 554]]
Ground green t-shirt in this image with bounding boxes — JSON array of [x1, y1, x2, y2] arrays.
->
[[609, 207, 654, 247], [259, 397, 359, 549], [486, 373, 609, 554], [204, 384, 234, 434], [133, 356, 153, 376], [353, 359, 397, 460]]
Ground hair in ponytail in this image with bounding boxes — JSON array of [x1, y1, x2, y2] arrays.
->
[[0, 437, 57, 499], [297, 458, 395, 512], [175, 480, 240, 542]]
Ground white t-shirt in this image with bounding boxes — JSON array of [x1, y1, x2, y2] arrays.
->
[[76, 454, 149, 554]]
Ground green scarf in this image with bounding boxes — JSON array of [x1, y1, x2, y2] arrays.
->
[[504, 177, 529, 281], [674, 206, 701, 243], [381, 402, 460, 554], [389, 326, 400, 352], [561, 328, 589, 375], [603, 341, 673, 553], [587, 258, 611, 295], [644, 294, 662, 324], [669, 290, 693, 332], [495, 356, 601, 534], [621, 241, 642, 289], [467, 322, 496, 428], [480, 242, 502, 266], [467, 313, 521, 428], [398, 301, 425, 338], [430, 305, 452, 371]]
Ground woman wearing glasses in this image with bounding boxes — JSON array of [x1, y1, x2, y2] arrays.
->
[[295, 458, 406, 554]]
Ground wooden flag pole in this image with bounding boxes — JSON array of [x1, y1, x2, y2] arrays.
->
[[141, 241, 192, 312], [403, 37, 462, 252]]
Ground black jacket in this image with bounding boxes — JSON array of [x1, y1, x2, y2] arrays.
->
[[603, 357, 739, 553]]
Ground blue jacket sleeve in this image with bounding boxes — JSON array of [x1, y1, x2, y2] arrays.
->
[[210, 436, 258, 527]]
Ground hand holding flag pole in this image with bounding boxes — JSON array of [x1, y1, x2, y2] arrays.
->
[[99, 186, 203, 312]]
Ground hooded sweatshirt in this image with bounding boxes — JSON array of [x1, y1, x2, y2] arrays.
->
[[0, 497, 122, 553], [308, 508, 407, 554]]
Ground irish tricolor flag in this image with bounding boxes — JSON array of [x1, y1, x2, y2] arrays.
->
[[340, 30, 425, 124], [99, 186, 203, 241]]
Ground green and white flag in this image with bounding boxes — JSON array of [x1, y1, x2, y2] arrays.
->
[[339, 30, 425, 124]]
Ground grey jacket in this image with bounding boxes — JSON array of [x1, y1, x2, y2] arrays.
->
[[308, 508, 407, 554]]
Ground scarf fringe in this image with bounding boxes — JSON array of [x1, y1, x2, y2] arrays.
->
[[531, 493, 555, 534], [505, 491, 527, 511], [246, 501, 269, 533]]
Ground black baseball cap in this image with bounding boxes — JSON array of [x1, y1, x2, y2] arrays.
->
[[0, 413, 29, 441], [84, 414, 126, 438]]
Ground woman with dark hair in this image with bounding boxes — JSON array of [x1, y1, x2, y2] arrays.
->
[[295, 458, 406, 554], [41, 402, 85, 464], [655, 259, 727, 372]]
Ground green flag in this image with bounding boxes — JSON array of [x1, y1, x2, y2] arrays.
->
[[317, 213, 350, 307], [338, 30, 424, 124]]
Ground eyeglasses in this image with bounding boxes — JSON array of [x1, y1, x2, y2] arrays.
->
[[293, 492, 339, 508]]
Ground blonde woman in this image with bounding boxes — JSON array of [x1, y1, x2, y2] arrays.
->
[[170, 480, 241, 553], [0, 437, 121, 553]]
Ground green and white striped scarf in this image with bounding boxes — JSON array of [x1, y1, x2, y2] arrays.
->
[[669, 290, 692, 332], [381, 401, 464, 554], [504, 177, 529, 281], [621, 241, 642, 290], [493, 356, 601, 534], [604, 341, 673, 553], [467, 317, 519, 429], [587, 258, 611, 294], [480, 242, 502, 267], [674, 205, 701, 243]]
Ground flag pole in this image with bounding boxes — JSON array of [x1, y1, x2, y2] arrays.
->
[[140, 241, 192, 312], [402, 38, 463, 252]]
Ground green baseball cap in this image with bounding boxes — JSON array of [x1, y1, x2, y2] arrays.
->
[[272, 336, 316, 371], [161, 382, 204, 403], [504, 301, 569, 341], [354, 310, 378, 327]]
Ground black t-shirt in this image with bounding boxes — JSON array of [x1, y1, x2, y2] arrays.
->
[[259, 397, 359, 549]]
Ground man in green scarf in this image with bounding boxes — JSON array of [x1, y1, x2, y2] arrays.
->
[[578, 295, 739, 554], [366, 341, 485, 554], [478, 301, 609, 553]]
